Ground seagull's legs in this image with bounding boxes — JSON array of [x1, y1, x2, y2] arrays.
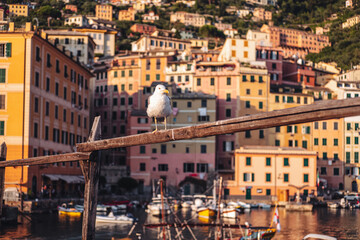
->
[[164, 117, 167, 130], [152, 118, 158, 133]]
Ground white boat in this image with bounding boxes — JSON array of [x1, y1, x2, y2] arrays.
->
[[303, 233, 337, 240], [147, 197, 171, 217], [237, 201, 251, 209], [181, 195, 193, 208], [96, 212, 136, 224], [191, 195, 207, 211]]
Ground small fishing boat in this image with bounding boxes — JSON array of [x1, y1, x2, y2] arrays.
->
[[302, 233, 337, 240], [96, 212, 137, 224], [197, 206, 216, 219], [259, 203, 271, 209], [58, 203, 82, 217], [147, 197, 171, 217], [181, 195, 193, 209], [240, 227, 276, 240]]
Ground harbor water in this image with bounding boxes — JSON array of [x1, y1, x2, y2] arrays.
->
[[1, 207, 360, 239]]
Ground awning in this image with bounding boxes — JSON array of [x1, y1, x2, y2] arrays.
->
[[42, 174, 84, 183]]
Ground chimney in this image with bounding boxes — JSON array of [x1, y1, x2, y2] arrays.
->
[[8, 22, 15, 32], [25, 22, 32, 32]]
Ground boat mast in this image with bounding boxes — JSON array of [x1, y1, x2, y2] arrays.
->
[[160, 179, 166, 240]]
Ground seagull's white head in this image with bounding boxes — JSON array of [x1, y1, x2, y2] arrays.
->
[[154, 84, 169, 95]]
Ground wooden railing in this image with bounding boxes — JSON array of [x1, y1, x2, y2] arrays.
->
[[1, 97, 360, 239]]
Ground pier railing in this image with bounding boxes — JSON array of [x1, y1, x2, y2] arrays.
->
[[1, 97, 360, 239]]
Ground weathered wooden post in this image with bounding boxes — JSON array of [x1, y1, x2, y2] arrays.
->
[[80, 116, 101, 240], [0, 142, 7, 217]]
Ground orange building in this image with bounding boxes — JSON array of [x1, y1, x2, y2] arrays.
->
[[8, 4, 29, 17], [65, 4, 78, 13], [118, 7, 136, 21], [0, 23, 93, 197], [260, 24, 330, 55], [225, 146, 317, 200], [96, 4, 113, 21]]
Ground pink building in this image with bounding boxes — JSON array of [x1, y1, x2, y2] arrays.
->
[[128, 91, 216, 194], [256, 46, 283, 85]]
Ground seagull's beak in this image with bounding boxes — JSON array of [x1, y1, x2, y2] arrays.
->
[[162, 89, 169, 94]]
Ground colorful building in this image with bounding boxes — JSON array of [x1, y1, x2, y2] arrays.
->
[[225, 146, 317, 200], [130, 24, 157, 35], [256, 46, 283, 85], [218, 38, 257, 63], [64, 16, 89, 27], [73, 27, 117, 57], [65, 4, 78, 13], [8, 4, 29, 17], [45, 30, 96, 65], [282, 60, 316, 87], [142, 11, 159, 23], [96, 4, 113, 21], [0, 23, 93, 197], [252, 8, 272, 22], [131, 35, 191, 52], [170, 12, 206, 27], [118, 7, 136, 21]]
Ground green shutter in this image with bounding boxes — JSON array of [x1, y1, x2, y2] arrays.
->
[[6, 43, 11, 57], [243, 173, 246, 182], [0, 121, 4, 135], [251, 173, 254, 182], [0, 69, 5, 83]]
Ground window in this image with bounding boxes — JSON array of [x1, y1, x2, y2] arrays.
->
[[56, 59, 60, 73], [210, 78, 215, 86], [322, 138, 327, 146], [140, 163, 146, 171], [114, 71, 118, 77], [226, 109, 231, 117], [346, 136, 351, 144], [156, 74, 160, 81], [275, 140, 280, 146], [334, 122, 338, 130], [226, 93, 231, 102], [246, 157, 251, 166], [201, 145, 207, 153], [242, 75, 247, 82], [34, 122, 38, 138], [323, 152, 328, 160], [161, 144, 167, 154], [333, 138, 338, 146], [246, 89, 250, 95], [333, 168, 340, 176], [266, 189, 271, 195], [0, 95, 5, 110], [158, 164, 168, 171], [275, 126, 281, 132], [201, 99, 207, 107], [244, 51, 248, 58], [243, 173, 252, 182], [245, 101, 250, 108], [266, 173, 271, 182], [55, 83, 59, 96], [245, 130, 251, 138], [356, 137, 359, 144], [259, 76, 263, 83], [322, 122, 327, 130], [250, 75, 255, 82], [347, 123, 351, 130], [55, 106, 58, 119], [0, 121, 4, 135], [284, 158, 289, 166], [0, 43, 11, 57], [0, 69, 5, 83], [121, 70, 125, 77], [259, 102, 263, 109], [314, 138, 318, 145], [197, 163, 208, 173], [259, 130, 264, 139], [302, 140, 307, 149], [140, 145, 146, 154], [314, 122, 318, 129], [197, 78, 201, 86], [355, 152, 359, 163], [304, 158, 309, 167], [284, 173, 289, 182], [346, 152, 351, 163], [129, 70, 133, 77], [303, 174, 309, 183], [46, 53, 51, 67], [146, 74, 150, 81], [334, 153, 339, 160], [34, 97, 39, 113], [184, 163, 194, 172], [36, 46, 40, 61], [227, 77, 231, 85], [266, 157, 271, 166]]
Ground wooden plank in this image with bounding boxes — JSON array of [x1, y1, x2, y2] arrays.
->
[[76, 97, 360, 152], [0, 152, 91, 168], [0, 142, 7, 217], [81, 116, 101, 240]]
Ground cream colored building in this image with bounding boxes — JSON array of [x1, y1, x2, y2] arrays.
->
[[45, 30, 96, 65], [64, 15, 89, 27], [170, 12, 206, 27], [225, 146, 317, 200], [118, 7, 136, 21], [142, 11, 159, 23], [246, 29, 271, 47], [342, 15, 360, 29], [96, 4, 113, 21], [252, 8, 272, 22], [73, 27, 117, 57], [218, 38, 257, 63], [131, 35, 191, 52]]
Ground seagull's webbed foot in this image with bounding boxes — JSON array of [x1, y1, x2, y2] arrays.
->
[[152, 118, 158, 133]]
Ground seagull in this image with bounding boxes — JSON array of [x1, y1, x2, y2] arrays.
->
[[147, 84, 172, 133]]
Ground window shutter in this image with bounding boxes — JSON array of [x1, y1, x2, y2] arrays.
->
[[6, 43, 11, 57], [251, 173, 255, 182], [223, 141, 226, 151], [197, 163, 199, 173], [0, 69, 5, 83], [243, 173, 246, 182], [183, 163, 186, 172]]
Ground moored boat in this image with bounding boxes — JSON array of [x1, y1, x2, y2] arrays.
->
[[197, 206, 216, 219], [58, 203, 82, 217], [96, 212, 137, 224]]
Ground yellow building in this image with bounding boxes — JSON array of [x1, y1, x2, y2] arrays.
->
[[225, 146, 317, 200], [8, 4, 29, 17], [96, 4, 113, 21], [0, 23, 93, 197], [268, 92, 313, 149]]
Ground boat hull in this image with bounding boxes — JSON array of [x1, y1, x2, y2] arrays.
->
[[197, 208, 216, 219]]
